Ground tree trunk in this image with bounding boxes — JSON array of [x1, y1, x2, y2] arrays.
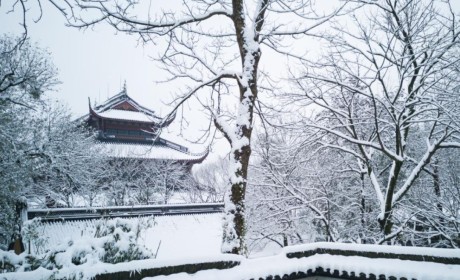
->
[[380, 161, 403, 240], [221, 0, 266, 255]]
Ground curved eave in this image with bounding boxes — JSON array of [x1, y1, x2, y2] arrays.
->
[[99, 141, 209, 164], [112, 149, 208, 164], [158, 111, 176, 128], [185, 148, 209, 164]]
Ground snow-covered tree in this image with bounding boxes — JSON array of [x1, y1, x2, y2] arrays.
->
[[28, 103, 108, 207], [102, 158, 193, 206], [0, 36, 61, 247], [186, 157, 230, 203], [0, 35, 58, 107], [0, 101, 108, 246], [290, 0, 460, 242], [247, 125, 383, 251]]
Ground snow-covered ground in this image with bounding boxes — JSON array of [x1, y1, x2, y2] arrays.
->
[[27, 213, 223, 259]]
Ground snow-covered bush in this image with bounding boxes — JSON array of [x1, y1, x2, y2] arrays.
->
[[22, 218, 49, 255], [1, 217, 154, 274], [94, 217, 154, 264], [43, 217, 154, 269], [0, 250, 24, 273]]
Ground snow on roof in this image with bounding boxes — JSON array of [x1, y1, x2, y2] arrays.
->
[[99, 142, 207, 161], [29, 213, 223, 260], [97, 109, 160, 123], [159, 129, 205, 154], [94, 88, 157, 117]]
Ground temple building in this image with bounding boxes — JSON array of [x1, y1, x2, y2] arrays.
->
[[82, 85, 208, 166]]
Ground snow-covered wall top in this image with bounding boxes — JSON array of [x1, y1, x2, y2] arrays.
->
[[284, 242, 460, 260]]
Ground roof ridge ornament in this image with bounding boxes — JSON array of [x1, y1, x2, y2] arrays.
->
[[122, 80, 127, 95]]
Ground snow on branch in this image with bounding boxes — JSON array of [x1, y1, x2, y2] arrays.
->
[[72, 2, 232, 35]]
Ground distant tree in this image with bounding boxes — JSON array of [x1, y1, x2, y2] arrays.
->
[[186, 157, 230, 203], [0, 35, 58, 107], [402, 150, 460, 248], [101, 158, 193, 206], [28, 103, 107, 207], [247, 125, 380, 252]]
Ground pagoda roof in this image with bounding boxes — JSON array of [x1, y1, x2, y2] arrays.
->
[[88, 86, 175, 126], [98, 142, 209, 163], [81, 84, 209, 164]]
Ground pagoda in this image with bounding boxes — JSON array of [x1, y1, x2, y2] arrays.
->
[[83, 85, 208, 165]]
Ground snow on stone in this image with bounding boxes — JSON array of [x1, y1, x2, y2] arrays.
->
[[28, 214, 223, 260], [98, 142, 206, 161], [144, 252, 460, 280], [283, 242, 460, 259], [97, 109, 160, 123]]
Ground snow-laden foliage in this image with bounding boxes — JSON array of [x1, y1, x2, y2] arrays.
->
[[43, 218, 154, 269], [102, 159, 194, 206], [1, 217, 154, 274], [0, 35, 58, 105], [0, 101, 107, 247], [185, 157, 229, 203], [0, 250, 27, 273], [21, 218, 49, 255], [244, 0, 460, 250]]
